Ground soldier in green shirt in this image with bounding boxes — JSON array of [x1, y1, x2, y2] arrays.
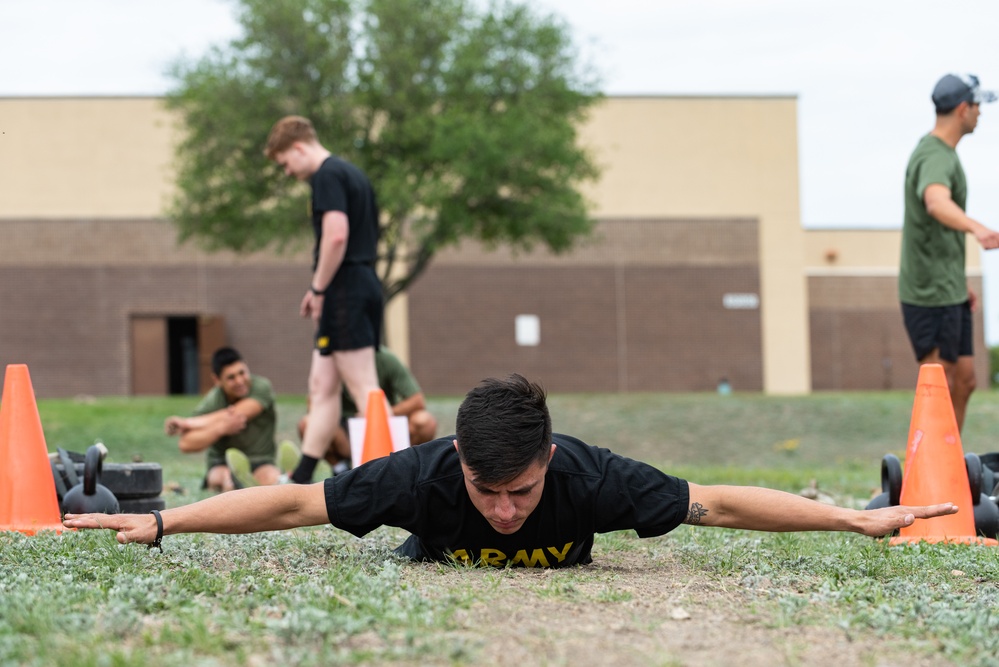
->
[[899, 73, 999, 432], [164, 347, 280, 491]]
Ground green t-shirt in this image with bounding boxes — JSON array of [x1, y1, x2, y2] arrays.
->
[[898, 134, 968, 306], [195, 375, 277, 468], [341, 348, 422, 418]]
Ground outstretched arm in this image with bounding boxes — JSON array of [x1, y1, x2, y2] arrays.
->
[[164, 398, 263, 453], [924, 184, 999, 249], [63, 482, 330, 545], [685, 483, 957, 537]]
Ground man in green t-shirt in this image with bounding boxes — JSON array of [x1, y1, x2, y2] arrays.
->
[[899, 73, 999, 432], [296, 347, 438, 471], [164, 347, 280, 491]]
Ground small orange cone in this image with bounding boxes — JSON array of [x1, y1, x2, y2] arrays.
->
[[359, 389, 393, 464], [0, 364, 65, 534], [890, 363, 995, 546]]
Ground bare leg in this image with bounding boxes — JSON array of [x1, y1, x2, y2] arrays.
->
[[289, 352, 342, 483], [253, 463, 282, 486], [919, 350, 976, 433], [301, 351, 342, 461], [205, 464, 235, 493], [328, 425, 352, 462], [299, 412, 350, 464], [950, 356, 977, 432], [335, 346, 387, 418]]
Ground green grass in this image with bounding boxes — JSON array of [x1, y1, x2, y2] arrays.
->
[[4, 389, 999, 664]]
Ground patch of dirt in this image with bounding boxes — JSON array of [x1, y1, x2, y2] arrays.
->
[[402, 550, 954, 667]]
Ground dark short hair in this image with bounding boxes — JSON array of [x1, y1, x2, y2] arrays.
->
[[211, 347, 243, 377], [455, 374, 552, 484]]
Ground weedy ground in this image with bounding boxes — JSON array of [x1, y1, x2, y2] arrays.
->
[[2, 389, 998, 666]]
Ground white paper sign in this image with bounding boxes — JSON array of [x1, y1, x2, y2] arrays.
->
[[347, 416, 411, 465]]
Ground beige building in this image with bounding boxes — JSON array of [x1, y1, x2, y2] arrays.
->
[[806, 229, 985, 390], [0, 96, 982, 397]]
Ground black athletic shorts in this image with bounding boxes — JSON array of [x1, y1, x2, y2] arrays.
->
[[901, 300, 973, 363], [316, 264, 383, 355]]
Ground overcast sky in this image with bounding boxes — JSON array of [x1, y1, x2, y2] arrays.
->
[[3, 0, 999, 339]]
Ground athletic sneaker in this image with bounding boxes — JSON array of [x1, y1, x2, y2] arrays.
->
[[278, 440, 301, 475], [225, 448, 257, 489]]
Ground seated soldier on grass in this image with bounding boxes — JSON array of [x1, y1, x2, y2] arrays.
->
[[296, 346, 438, 473], [74, 374, 957, 568], [163, 347, 280, 492]]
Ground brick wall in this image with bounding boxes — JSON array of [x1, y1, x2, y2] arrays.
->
[[0, 218, 317, 397], [408, 218, 764, 394], [5, 217, 963, 398], [808, 275, 989, 390]]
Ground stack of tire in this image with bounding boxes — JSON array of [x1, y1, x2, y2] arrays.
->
[[865, 451, 999, 538], [51, 448, 165, 514]]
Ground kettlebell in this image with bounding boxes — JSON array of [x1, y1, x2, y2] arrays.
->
[[865, 453, 903, 509], [961, 453, 999, 539], [62, 444, 120, 514], [972, 494, 999, 539], [864, 454, 903, 536]]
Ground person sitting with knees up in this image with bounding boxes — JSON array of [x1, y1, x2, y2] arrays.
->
[[164, 347, 280, 491]]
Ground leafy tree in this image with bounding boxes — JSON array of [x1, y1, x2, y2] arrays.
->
[[166, 0, 601, 301]]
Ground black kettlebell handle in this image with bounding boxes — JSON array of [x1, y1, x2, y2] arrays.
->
[[83, 445, 104, 496], [881, 454, 902, 506]]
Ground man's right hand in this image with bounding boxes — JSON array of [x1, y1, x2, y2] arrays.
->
[[300, 291, 324, 321], [64, 512, 159, 545], [973, 224, 999, 250], [164, 416, 186, 435]]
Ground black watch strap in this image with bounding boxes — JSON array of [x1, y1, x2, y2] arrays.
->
[[149, 509, 163, 552]]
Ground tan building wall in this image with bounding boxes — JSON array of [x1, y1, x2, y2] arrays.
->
[[804, 229, 988, 390], [0, 218, 312, 396], [1, 97, 178, 217], [409, 218, 763, 394], [804, 228, 981, 272], [0, 97, 409, 393], [578, 97, 807, 394], [1, 95, 808, 397]]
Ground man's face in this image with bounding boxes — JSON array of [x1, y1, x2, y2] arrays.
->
[[456, 441, 556, 535], [961, 101, 981, 133], [273, 144, 313, 181], [214, 361, 252, 401]]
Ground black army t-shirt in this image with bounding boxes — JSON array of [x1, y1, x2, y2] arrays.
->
[[309, 156, 379, 272], [324, 434, 690, 568]]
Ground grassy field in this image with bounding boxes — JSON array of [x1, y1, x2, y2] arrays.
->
[[3, 389, 999, 665], [32, 388, 999, 504]]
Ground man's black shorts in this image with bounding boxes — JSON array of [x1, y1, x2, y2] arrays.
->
[[901, 300, 973, 362], [316, 264, 383, 355]]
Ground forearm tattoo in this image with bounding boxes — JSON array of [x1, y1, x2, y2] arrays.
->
[[684, 502, 708, 525]]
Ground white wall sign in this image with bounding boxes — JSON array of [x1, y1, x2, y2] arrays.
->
[[515, 314, 540, 346], [722, 293, 760, 310]]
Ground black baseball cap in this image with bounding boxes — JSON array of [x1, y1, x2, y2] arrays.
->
[[932, 74, 997, 112]]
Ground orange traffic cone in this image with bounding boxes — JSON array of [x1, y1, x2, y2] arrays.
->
[[359, 389, 393, 464], [890, 363, 995, 546], [0, 364, 65, 534]]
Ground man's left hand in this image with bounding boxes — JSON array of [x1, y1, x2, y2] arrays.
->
[[857, 502, 958, 537]]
